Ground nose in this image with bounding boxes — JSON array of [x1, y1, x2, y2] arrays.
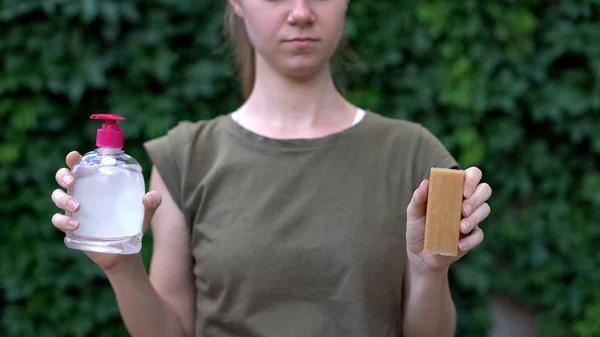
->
[[287, 0, 315, 26]]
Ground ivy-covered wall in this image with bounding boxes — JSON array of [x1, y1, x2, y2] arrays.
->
[[1, 1, 598, 336]]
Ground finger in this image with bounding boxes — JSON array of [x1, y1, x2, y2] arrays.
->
[[51, 189, 80, 213], [462, 182, 492, 217], [52, 213, 80, 232], [461, 202, 491, 234], [55, 168, 75, 189], [458, 226, 484, 251], [406, 179, 429, 222], [66, 151, 82, 169], [463, 167, 483, 199], [142, 191, 162, 230]]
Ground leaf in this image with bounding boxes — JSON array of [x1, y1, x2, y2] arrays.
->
[[581, 173, 600, 204], [0, 143, 20, 164], [1, 2, 598, 337], [82, 0, 98, 23], [99, 1, 119, 24], [67, 77, 86, 103], [453, 126, 487, 166], [593, 121, 600, 153]]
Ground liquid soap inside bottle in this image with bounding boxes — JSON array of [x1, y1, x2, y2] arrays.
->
[[64, 114, 145, 254]]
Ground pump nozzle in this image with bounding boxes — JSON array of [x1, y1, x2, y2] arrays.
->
[[90, 114, 126, 148]]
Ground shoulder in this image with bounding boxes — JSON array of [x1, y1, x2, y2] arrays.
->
[[144, 114, 230, 151], [362, 110, 435, 147], [164, 114, 229, 142], [143, 113, 231, 171], [362, 110, 459, 177], [142, 114, 230, 216]]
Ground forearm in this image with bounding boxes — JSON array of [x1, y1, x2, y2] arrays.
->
[[402, 265, 456, 337], [105, 254, 191, 337]]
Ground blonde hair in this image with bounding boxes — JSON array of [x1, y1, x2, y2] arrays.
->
[[224, 4, 256, 100], [223, 3, 356, 100]]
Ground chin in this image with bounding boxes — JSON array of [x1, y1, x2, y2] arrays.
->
[[278, 58, 330, 79]]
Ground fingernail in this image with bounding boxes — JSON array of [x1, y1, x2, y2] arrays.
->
[[419, 180, 425, 187], [463, 205, 472, 216], [67, 199, 79, 211], [461, 219, 469, 233], [464, 189, 472, 198], [63, 175, 73, 185], [145, 195, 156, 207], [459, 240, 468, 251], [68, 219, 79, 229]]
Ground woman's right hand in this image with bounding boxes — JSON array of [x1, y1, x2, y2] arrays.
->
[[51, 151, 162, 271]]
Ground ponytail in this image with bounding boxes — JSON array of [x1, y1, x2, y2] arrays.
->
[[224, 4, 256, 100]]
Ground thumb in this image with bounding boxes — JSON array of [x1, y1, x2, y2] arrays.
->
[[406, 179, 429, 223], [66, 151, 82, 169], [142, 191, 162, 230]]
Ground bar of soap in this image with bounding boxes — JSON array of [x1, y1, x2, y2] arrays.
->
[[423, 167, 465, 257]]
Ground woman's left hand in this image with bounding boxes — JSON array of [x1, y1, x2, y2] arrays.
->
[[405, 166, 492, 274]]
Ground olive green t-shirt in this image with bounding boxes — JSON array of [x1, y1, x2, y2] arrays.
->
[[143, 110, 458, 337]]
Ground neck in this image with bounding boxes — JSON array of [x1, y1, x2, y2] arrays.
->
[[237, 54, 355, 131]]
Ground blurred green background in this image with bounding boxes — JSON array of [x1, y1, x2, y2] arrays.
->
[[1, 1, 599, 336]]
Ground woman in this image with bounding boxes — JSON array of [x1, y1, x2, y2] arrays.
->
[[51, 0, 492, 336]]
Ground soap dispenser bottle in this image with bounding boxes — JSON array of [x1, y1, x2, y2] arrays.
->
[[64, 114, 146, 254]]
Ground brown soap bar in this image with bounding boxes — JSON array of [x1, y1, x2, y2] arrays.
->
[[423, 167, 465, 257]]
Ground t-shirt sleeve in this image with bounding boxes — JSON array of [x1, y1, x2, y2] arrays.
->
[[414, 125, 460, 183], [143, 122, 193, 213]]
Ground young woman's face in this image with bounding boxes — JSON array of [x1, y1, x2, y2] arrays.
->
[[230, 0, 350, 78]]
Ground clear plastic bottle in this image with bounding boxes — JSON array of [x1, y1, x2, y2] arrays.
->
[[64, 114, 145, 254]]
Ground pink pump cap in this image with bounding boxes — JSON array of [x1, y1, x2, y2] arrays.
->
[[90, 114, 126, 148]]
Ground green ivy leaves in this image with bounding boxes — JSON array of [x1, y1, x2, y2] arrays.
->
[[1, 1, 598, 337]]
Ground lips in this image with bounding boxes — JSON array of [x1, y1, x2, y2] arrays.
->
[[286, 37, 317, 42], [285, 37, 318, 49]]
